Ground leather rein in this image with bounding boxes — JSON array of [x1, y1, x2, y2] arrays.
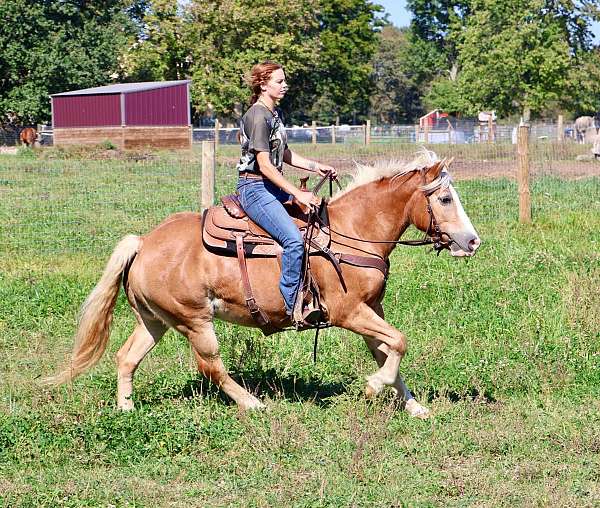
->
[[310, 170, 451, 257]]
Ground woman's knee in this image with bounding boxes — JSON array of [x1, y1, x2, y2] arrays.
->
[[283, 234, 303, 254]]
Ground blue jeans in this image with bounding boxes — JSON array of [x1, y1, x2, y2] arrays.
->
[[237, 178, 304, 315]]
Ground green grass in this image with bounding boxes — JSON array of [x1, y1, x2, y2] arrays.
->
[[1, 148, 600, 506]]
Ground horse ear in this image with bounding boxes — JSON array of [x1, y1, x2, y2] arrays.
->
[[425, 158, 446, 182]]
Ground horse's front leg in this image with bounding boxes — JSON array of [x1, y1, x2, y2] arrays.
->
[[340, 303, 429, 418], [363, 303, 430, 419]]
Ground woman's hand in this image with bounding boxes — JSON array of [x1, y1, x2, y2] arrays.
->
[[315, 163, 337, 178], [293, 189, 320, 213]]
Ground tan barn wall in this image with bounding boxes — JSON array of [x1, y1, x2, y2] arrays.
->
[[53, 126, 192, 150]]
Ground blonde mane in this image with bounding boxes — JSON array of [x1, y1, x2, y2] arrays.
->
[[331, 149, 449, 201]]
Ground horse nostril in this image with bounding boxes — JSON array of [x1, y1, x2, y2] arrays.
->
[[468, 237, 481, 251]]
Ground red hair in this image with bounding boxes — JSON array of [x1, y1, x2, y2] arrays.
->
[[246, 61, 284, 105]]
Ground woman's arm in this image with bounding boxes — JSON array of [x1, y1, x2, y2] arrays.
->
[[283, 148, 337, 178], [256, 151, 319, 211]]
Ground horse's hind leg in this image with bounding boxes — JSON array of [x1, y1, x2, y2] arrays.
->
[[116, 313, 167, 410], [187, 320, 265, 410]]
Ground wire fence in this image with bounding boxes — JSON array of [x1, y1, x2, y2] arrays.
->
[[4, 119, 581, 149], [1, 129, 599, 258]]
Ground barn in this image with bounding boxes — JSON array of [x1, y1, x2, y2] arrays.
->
[[51, 80, 192, 149]]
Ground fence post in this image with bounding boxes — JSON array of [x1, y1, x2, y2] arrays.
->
[[201, 140, 215, 211], [424, 122, 429, 144], [311, 121, 317, 146], [557, 114, 564, 141], [415, 124, 419, 143], [214, 119, 220, 150], [517, 125, 531, 223], [365, 120, 371, 145], [488, 117, 495, 142], [331, 125, 336, 145]]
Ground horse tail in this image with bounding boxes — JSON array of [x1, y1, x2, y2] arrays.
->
[[42, 235, 141, 386]]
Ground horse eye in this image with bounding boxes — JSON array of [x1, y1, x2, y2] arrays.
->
[[439, 195, 452, 205]]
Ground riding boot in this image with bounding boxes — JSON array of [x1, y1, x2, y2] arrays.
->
[[292, 288, 323, 328]]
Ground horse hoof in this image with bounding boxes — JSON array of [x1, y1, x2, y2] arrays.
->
[[365, 376, 384, 398], [240, 397, 266, 411], [365, 384, 377, 398], [405, 398, 430, 419]]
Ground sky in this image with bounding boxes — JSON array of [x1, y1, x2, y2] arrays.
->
[[375, 0, 600, 41]]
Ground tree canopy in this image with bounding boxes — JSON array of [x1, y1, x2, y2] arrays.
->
[[1, 0, 600, 126], [0, 0, 137, 124], [411, 0, 600, 119], [122, 0, 382, 124]]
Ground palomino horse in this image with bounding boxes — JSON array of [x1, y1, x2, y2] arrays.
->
[[45, 151, 480, 418], [19, 127, 37, 147]]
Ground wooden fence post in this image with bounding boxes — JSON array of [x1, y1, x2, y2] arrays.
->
[[424, 122, 430, 144], [365, 120, 371, 145], [488, 117, 495, 142], [331, 125, 336, 145], [201, 140, 215, 211], [214, 119, 220, 150], [557, 114, 564, 141], [311, 120, 317, 146], [517, 125, 531, 223]]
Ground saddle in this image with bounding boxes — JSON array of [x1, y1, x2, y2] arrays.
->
[[203, 194, 331, 256]]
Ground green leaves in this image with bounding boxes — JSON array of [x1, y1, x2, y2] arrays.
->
[[123, 0, 381, 123], [0, 0, 137, 124], [413, 0, 600, 118]]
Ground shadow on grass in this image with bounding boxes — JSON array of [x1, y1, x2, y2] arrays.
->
[[137, 368, 352, 408]]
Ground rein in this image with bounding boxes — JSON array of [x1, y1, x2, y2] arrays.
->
[[316, 170, 451, 254]]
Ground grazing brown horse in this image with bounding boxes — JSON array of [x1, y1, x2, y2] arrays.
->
[[45, 151, 480, 418], [19, 127, 37, 147]]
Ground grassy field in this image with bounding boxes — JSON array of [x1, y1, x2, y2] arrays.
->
[[1, 146, 600, 506]]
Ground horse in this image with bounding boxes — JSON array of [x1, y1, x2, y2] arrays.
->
[[19, 127, 37, 147], [44, 151, 481, 419], [574, 116, 593, 144]]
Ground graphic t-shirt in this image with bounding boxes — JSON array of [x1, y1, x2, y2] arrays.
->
[[236, 103, 288, 175]]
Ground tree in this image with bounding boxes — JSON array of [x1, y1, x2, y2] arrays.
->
[[406, 0, 472, 66], [183, 0, 320, 123], [120, 0, 190, 82], [126, 0, 381, 123], [0, 0, 137, 124], [453, 0, 598, 118], [370, 25, 445, 123], [412, 0, 600, 119], [299, 0, 383, 124]]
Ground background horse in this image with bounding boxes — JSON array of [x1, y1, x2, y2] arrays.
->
[[574, 116, 593, 144], [19, 127, 37, 147], [45, 151, 480, 419]]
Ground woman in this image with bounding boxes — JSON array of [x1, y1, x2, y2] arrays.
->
[[236, 61, 337, 325]]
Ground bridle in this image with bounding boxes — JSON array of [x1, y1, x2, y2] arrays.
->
[[308, 168, 453, 255]]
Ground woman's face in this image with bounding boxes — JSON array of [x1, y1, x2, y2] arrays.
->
[[261, 68, 288, 101]]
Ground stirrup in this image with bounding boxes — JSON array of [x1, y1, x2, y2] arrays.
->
[[293, 305, 324, 329]]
